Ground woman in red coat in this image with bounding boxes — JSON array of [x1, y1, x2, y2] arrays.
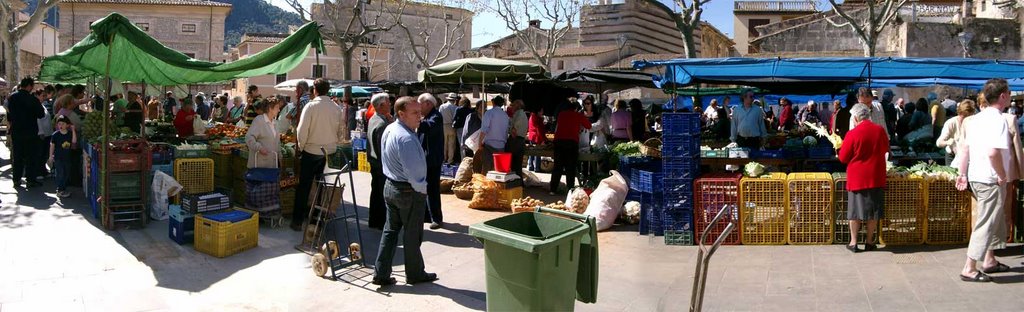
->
[[838, 101, 890, 253], [174, 101, 197, 137], [526, 107, 547, 172]]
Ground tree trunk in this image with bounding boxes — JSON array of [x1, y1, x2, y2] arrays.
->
[[342, 48, 353, 81], [682, 27, 697, 59], [3, 39, 19, 84], [862, 36, 876, 57]]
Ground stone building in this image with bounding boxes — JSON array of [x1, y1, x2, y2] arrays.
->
[[310, 0, 473, 81], [57, 0, 232, 62], [229, 32, 392, 96], [463, 20, 581, 60], [2, 3, 61, 80], [733, 0, 817, 55]]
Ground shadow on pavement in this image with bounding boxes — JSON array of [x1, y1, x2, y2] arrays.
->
[[377, 281, 487, 311]]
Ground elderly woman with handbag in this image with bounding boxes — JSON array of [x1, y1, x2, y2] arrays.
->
[[244, 96, 284, 226]]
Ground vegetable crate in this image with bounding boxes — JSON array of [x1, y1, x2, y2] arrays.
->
[[194, 208, 259, 258], [662, 113, 701, 135], [357, 152, 370, 172], [662, 179, 694, 212], [152, 163, 174, 178], [832, 173, 867, 245], [881, 177, 926, 246], [662, 157, 700, 180], [211, 151, 233, 180], [639, 192, 664, 236], [100, 172, 148, 202], [182, 190, 232, 214], [618, 156, 656, 183], [169, 215, 195, 245], [786, 173, 834, 245], [739, 173, 789, 245], [630, 169, 663, 194], [102, 202, 147, 230], [280, 188, 296, 218], [328, 145, 354, 170], [695, 173, 742, 245], [174, 144, 210, 158], [497, 187, 524, 211], [661, 135, 700, 158], [663, 209, 694, 245], [352, 138, 368, 151], [925, 180, 971, 245], [174, 158, 215, 202]]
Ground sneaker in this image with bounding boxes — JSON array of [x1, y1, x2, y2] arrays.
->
[[58, 191, 71, 198], [429, 222, 442, 230]]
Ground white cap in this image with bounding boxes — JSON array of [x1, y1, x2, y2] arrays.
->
[[807, 100, 815, 105]]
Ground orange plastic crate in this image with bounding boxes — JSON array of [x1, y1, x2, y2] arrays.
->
[[740, 173, 788, 245], [786, 173, 834, 245], [881, 177, 926, 245], [925, 179, 971, 245], [695, 173, 742, 245]]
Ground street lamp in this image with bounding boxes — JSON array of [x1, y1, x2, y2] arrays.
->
[[957, 31, 974, 58]]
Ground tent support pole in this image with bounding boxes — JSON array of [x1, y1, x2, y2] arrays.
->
[[101, 33, 116, 222]]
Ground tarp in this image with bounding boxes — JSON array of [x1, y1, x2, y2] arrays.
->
[[39, 13, 324, 86], [553, 69, 656, 92], [418, 57, 549, 84], [663, 93, 842, 111], [634, 57, 1024, 89], [858, 78, 1024, 90], [328, 86, 372, 98]]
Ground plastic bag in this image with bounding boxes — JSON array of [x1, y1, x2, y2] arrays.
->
[[583, 171, 629, 231], [465, 130, 482, 153], [468, 174, 499, 209], [521, 170, 547, 187], [193, 117, 206, 136], [564, 188, 591, 214], [150, 171, 183, 221], [454, 157, 475, 182]]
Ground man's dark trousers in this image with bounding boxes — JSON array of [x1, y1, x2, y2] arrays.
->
[[292, 151, 326, 228], [425, 162, 443, 224], [368, 158, 387, 229], [11, 134, 39, 183], [374, 180, 430, 282]]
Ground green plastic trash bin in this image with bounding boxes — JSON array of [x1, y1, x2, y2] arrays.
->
[[469, 207, 599, 311]]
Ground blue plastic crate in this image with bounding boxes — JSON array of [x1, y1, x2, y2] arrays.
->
[[203, 210, 253, 223], [90, 191, 100, 220], [441, 163, 459, 177], [662, 209, 694, 232], [168, 204, 193, 222], [662, 178, 694, 195], [152, 148, 174, 165], [807, 146, 835, 159], [152, 163, 174, 178], [783, 148, 806, 159], [639, 192, 664, 236], [662, 159, 700, 180], [169, 216, 195, 245], [661, 135, 701, 158], [662, 113, 701, 135], [618, 156, 655, 180], [630, 170, 663, 193], [662, 195, 694, 211], [751, 149, 786, 159], [626, 190, 643, 203], [352, 138, 368, 151]]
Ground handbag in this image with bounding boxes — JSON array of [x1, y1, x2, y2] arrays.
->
[[244, 151, 280, 182]]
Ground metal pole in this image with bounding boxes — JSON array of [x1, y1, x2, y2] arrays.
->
[[101, 33, 116, 220]]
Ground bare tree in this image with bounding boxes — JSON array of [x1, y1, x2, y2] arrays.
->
[[824, 0, 908, 57], [0, 0, 61, 83], [491, 0, 584, 71], [286, 0, 400, 80], [393, 0, 478, 69], [643, 0, 710, 59]]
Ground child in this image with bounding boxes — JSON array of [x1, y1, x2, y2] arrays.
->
[[49, 115, 77, 198]]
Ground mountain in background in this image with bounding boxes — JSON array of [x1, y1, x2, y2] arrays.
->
[[24, 0, 304, 49]]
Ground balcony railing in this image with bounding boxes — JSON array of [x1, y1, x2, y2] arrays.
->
[[734, 1, 817, 12]]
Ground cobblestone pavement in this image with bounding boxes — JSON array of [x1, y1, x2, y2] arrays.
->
[[1, 144, 1023, 311]]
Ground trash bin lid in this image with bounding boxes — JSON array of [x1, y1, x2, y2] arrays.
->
[[469, 212, 588, 254]]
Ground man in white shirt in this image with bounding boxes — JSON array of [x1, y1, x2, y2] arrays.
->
[[703, 98, 720, 122], [292, 78, 346, 232], [956, 78, 1012, 283], [438, 93, 459, 164], [729, 89, 768, 149], [849, 88, 889, 136]]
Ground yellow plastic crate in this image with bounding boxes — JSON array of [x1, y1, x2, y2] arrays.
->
[[498, 186, 524, 211], [357, 152, 370, 172], [740, 173, 788, 245], [174, 158, 215, 203], [832, 173, 867, 245], [194, 208, 259, 258], [925, 179, 971, 245], [881, 177, 926, 246], [786, 173, 834, 245]]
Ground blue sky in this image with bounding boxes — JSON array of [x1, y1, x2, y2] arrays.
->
[[268, 0, 746, 48]]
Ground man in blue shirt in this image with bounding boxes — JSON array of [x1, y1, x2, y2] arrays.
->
[[417, 93, 445, 229], [373, 96, 437, 286], [476, 96, 510, 173]]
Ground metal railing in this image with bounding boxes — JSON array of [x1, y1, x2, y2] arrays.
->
[[734, 1, 817, 12]]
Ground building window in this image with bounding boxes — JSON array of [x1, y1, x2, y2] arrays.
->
[[445, 13, 454, 20], [136, 23, 150, 32], [557, 60, 565, 70], [359, 66, 370, 82], [184, 52, 196, 58], [182, 23, 197, 33], [748, 19, 770, 38], [312, 64, 326, 78], [276, 74, 287, 84]]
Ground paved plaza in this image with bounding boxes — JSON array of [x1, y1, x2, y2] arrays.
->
[[1, 143, 1023, 312]]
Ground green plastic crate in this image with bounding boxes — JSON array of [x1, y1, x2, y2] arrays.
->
[[100, 172, 146, 201]]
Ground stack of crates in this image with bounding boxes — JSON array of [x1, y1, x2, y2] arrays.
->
[[739, 173, 788, 245], [924, 179, 971, 244], [194, 208, 259, 258], [174, 156, 215, 206], [881, 177, 926, 245], [231, 150, 249, 206], [629, 162, 663, 236], [168, 204, 194, 244], [660, 113, 701, 245], [211, 150, 233, 190], [832, 173, 867, 245], [94, 140, 152, 230], [357, 151, 370, 172], [786, 173, 834, 245], [694, 173, 742, 245]]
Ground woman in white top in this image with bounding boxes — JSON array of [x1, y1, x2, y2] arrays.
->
[[936, 100, 975, 167], [245, 96, 283, 169]]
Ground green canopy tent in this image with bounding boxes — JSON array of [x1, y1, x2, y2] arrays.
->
[[41, 13, 324, 226], [417, 57, 549, 95], [328, 86, 373, 98]]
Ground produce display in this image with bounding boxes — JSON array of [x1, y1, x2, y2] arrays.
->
[[804, 122, 843, 149], [887, 161, 958, 181], [511, 196, 544, 213], [566, 188, 590, 214], [84, 111, 139, 141], [744, 162, 766, 178], [206, 124, 246, 139], [549, 201, 567, 212], [621, 201, 641, 225], [280, 133, 297, 144], [467, 174, 499, 209], [610, 141, 643, 157], [175, 143, 208, 151]]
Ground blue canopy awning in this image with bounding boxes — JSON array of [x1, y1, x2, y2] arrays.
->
[[858, 78, 1024, 91], [634, 57, 1024, 89]]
